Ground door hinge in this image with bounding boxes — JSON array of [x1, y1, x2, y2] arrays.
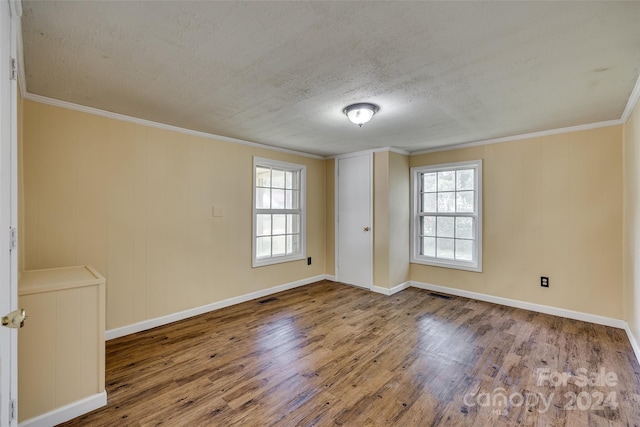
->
[[9, 399, 16, 421], [9, 227, 17, 251], [9, 57, 17, 81]]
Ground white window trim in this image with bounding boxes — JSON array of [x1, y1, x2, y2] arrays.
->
[[410, 159, 483, 272], [252, 156, 307, 268]]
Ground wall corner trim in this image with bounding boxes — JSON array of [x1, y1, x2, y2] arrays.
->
[[18, 391, 107, 427], [624, 322, 640, 365], [410, 281, 626, 329], [372, 281, 411, 296], [105, 275, 329, 340]]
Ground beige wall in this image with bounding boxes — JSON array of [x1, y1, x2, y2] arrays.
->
[[411, 126, 623, 319], [21, 98, 629, 331], [388, 152, 410, 287], [623, 101, 640, 345], [372, 151, 410, 289], [325, 159, 335, 276], [374, 152, 391, 287], [22, 100, 326, 330]]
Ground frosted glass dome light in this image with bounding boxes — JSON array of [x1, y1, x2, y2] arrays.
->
[[343, 103, 379, 127]]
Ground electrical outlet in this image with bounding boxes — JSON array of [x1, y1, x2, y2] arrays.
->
[[541, 277, 549, 288], [307, 257, 312, 265]]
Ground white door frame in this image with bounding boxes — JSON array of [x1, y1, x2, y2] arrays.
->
[[334, 150, 374, 289], [1, 1, 20, 425]]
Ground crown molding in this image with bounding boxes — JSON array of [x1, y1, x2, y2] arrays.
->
[[409, 119, 622, 156], [20, 91, 631, 160], [14, 0, 323, 159], [327, 146, 409, 159], [13, 1, 639, 160], [387, 147, 410, 156], [371, 146, 410, 156], [410, 75, 639, 156], [328, 148, 376, 160], [23, 92, 416, 161], [23, 93, 326, 160], [621, 75, 640, 123]]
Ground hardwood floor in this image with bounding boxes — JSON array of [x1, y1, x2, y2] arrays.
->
[[59, 281, 640, 426]]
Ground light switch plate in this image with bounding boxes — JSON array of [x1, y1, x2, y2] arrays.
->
[[212, 206, 224, 217]]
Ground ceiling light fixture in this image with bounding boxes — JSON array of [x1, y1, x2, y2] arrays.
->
[[343, 103, 379, 127]]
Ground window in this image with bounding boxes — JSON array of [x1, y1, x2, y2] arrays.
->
[[253, 157, 306, 267], [411, 160, 482, 272]]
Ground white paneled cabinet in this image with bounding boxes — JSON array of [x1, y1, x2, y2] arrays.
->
[[18, 266, 105, 423]]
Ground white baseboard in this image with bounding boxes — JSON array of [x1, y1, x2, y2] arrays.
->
[[410, 281, 626, 329], [19, 391, 107, 427], [372, 281, 411, 296], [105, 275, 327, 340], [371, 285, 389, 295], [624, 322, 640, 364], [324, 275, 337, 282], [390, 281, 411, 295]]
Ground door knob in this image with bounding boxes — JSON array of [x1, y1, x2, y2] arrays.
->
[[363, 226, 370, 232], [2, 308, 27, 329]]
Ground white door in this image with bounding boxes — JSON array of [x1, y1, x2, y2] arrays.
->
[[336, 153, 373, 289], [1, 0, 19, 425]]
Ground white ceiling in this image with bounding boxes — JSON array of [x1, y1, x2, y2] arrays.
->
[[20, 1, 640, 156]]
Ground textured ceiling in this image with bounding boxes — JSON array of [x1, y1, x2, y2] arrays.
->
[[21, 1, 640, 156]]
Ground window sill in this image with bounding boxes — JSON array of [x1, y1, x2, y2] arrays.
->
[[410, 257, 482, 273], [252, 254, 306, 268]]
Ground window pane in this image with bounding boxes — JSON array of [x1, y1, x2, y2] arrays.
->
[[256, 237, 271, 258], [273, 214, 286, 235], [272, 169, 285, 188], [256, 167, 271, 187], [437, 192, 455, 212], [422, 237, 435, 257], [437, 238, 455, 259], [422, 216, 436, 236], [437, 216, 454, 238], [457, 169, 474, 190], [272, 189, 285, 209], [456, 239, 473, 261], [287, 214, 300, 233], [256, 188, 270, 209], [257, 214, 271, 236], [290, 234, 300, 254], [291, 190, 300, 209], [285, 190, 293, 209], [423, 173, 437, 192], [285, 171, 293, 189], [456, 191, 474, 212], [455, 217, 474, 239], [423, 193, 437, 212], [272, 235, 286, 256], [438, 171, 455, 191]]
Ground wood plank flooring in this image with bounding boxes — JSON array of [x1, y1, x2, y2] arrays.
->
[[59, 281, 640, 426]]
